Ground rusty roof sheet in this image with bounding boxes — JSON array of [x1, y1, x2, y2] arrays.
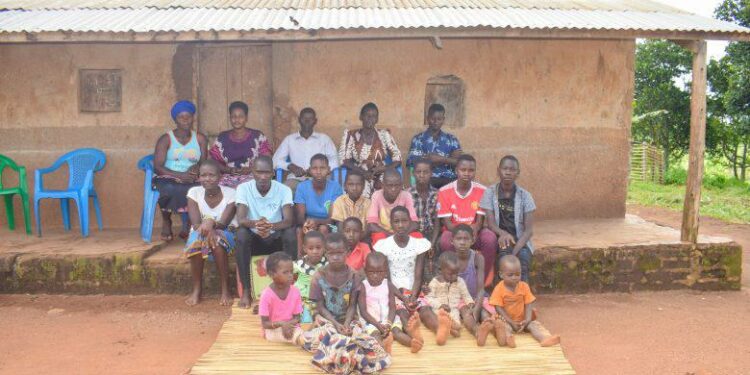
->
[[0, 0, 690, 12]]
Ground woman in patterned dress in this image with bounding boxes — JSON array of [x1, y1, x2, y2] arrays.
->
[[338, 102, 402, 198], [208, 101, 273, 188]]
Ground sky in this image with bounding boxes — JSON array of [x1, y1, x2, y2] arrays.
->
[[654, 0, 729, 60]]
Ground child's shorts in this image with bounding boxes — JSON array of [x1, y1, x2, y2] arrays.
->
[[362, 316, 403, 336], [395, 289, 428, 311], [457, 296, 494, 315]]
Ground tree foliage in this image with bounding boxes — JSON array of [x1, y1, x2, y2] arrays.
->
[[709, 0, 750, 180], [633, 40, 692, 170]]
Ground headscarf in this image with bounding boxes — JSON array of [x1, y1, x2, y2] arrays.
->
[[171, 100, 196, 121]]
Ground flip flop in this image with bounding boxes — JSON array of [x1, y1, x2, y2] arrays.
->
[[178, 231, 189, 241]]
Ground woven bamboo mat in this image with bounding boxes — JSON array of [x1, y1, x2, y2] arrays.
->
[[191, 304, 575, 375]]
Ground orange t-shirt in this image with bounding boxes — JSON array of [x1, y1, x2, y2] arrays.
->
[[345, 242, 371, 271], [488, 280, 536, 322]]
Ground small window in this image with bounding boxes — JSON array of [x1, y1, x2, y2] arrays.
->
[[79, 69, 122, 112], [424, 75, 465, 128]]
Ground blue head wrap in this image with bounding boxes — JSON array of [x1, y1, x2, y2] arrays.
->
[[171, 100, 196, 121]]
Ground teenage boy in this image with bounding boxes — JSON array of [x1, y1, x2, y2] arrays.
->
[[407, 104, 462, 189], [330, 171, 371, 233], [367, 169, 421, 245], [437, 154, 497, 284], [480, 155, 535, 283], [294, 154, 343, 255]]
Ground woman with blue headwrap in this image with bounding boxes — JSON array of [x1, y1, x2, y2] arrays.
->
[[153, 100, 209, 241]]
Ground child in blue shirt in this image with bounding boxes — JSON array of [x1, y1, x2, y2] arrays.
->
[[294, 153, 343, 256]]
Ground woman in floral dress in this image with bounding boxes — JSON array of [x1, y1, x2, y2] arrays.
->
[[339, 102, 402, 198]]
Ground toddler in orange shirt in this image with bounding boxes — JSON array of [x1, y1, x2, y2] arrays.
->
[[489, 255, 560, 348]]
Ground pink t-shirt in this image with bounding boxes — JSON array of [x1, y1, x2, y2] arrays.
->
[[258, 285, 303, 323], [366, 190, 418, 232]]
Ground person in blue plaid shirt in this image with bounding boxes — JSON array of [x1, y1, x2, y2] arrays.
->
[[407, 104, 463, 188]]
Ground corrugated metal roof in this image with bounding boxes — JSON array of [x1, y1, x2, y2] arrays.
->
[[0, 0, 690, 12], [0, 0, 747, 41], [0, 7, 744, 34]]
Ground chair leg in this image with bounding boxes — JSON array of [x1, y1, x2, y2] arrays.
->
[[76, 196, 89, 238], [21, 192, 31, 235], [92, 195, 103, 230], [34, 198, 42, 237], [60, 198, 71, 231], [142, 193, 158, 243], [3, 195, 15, 231]]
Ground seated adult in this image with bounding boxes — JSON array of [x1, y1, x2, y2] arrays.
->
[[407, 104, 462, 189], [367, 169, 421, 245], [481, 155, 536, 283], [209, 101, 272, 188], [339, 102, 402, 198], [234, 156, 296, 308], [273, 107, 339, 192], [437, 154, 497, 284], [153, 100, 208, 241], [293, 153, 343, 255]]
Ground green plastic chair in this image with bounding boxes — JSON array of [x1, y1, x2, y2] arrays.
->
[[0, 154, 31, 234]]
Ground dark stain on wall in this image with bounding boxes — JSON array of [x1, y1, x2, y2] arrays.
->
[[172, 44, 195, 100]]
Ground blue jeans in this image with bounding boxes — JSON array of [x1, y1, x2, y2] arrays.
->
[[498, 246, 532, 283]]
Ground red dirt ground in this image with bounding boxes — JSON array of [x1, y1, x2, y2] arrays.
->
[[1, 205, 747, 375]]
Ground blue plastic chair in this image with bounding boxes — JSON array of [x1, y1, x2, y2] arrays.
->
[[138, 155, 191, 243], [34, 148, 106, 237], [137, 155, 160, 243]]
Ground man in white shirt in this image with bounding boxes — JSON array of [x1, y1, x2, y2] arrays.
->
[[272, 107, 339, 192]]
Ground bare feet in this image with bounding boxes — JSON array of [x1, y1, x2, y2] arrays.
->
[[507, 334, 516, 348], [406, 314, 424, 344], [219, 291, 233, 306], [383, 333, 394, 354], [436, 310, 452, 346], [410, 338, 423, 353], [238, 291, 251, 309], [185, 289, 201, 306], [493, 318, 507, 346], [477, 320, 493, 346], [540, 335, 561, 347], [450, 321, 461, 338]]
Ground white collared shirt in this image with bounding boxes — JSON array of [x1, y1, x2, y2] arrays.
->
[[272, 131, 340, 176]]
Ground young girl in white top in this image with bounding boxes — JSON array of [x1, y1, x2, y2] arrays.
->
[[373, 206, 431, 353], [185, 159, 237, 306]]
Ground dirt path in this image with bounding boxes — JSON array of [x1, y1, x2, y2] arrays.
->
[[0, 294, 229, 375], [0, 205, 747, 375]]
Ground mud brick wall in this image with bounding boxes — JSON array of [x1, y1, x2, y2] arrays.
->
[[532, 242, 743, 293]]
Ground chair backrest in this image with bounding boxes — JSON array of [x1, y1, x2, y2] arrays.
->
[[0, 154, 23, 189], [137, 154, 155, 173], [55, 148, 107, 189]]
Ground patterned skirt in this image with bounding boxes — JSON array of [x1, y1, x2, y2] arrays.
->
[[184, 229, 235, 260], [301, 322, 391, 374]]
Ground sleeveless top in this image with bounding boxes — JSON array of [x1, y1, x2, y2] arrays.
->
[[165, 130, 201, 172], [458, 250, 478, 297], [362, 279, 390, 323], [317, 270, 356, 323]]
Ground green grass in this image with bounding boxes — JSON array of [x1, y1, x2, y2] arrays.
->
[[628, 180, 750, 224]]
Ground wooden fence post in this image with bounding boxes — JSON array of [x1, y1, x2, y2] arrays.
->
[[679, 40, 708, 243]]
